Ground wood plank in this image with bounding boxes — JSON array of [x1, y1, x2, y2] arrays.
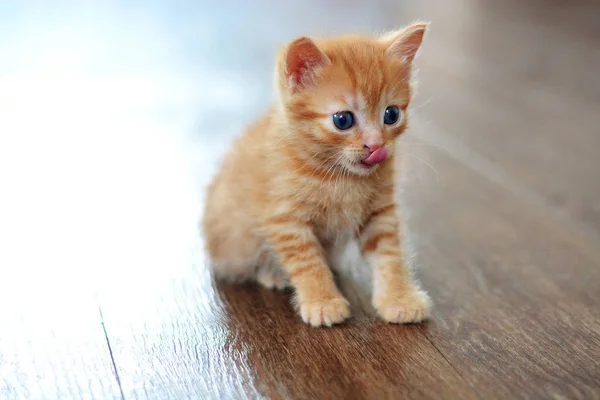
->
[[396, 130, 600, 399], [98, 256, 476, 399]]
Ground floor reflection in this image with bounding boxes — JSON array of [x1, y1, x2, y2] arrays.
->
[[0, 0, 420, 324]]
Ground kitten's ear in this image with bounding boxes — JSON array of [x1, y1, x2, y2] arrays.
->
[[282, 37, 330, 93], [382, 22, 429, 64]]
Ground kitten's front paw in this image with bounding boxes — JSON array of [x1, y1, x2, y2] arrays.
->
[[299, 297, 350, 327], [374, 289, 431, 324]]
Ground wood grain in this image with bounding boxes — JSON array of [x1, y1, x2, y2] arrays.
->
[[1, 0, 600, 399], [399, 135, 600, 399]]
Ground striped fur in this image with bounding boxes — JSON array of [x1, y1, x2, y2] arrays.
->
[[203, 22, 431, 327]]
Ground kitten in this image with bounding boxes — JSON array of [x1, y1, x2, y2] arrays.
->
[[203, 22, 432, 327]]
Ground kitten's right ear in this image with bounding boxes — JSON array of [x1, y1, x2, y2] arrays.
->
[[282, 37, 330, 94], [382, 21, 429, 64]]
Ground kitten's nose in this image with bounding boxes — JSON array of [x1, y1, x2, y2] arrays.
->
[[362, 132, 384, 154], [363, 143, 383, 154]]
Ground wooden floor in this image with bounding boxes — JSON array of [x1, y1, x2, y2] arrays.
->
[[1, 0, 599, 399]]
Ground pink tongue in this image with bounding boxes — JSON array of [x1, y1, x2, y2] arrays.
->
[[363, 147, 388, 165]]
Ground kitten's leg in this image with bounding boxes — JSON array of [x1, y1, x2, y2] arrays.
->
[[264, 217, 350, 327], [360, 197, 431, 323]]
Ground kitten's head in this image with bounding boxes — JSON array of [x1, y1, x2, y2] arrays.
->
[[275, 22, 428, 176]]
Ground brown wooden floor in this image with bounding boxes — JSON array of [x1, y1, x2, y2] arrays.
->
[[1, 0, 600, 399]]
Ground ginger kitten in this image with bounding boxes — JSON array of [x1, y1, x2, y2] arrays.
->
[[203, 22, 431, 327]]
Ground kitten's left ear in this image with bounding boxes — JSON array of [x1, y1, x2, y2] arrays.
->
[[382, 22, 429, 64]]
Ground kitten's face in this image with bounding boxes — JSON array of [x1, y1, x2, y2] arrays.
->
[[291, 53, 411, 177], [278, 25, 426, 177]]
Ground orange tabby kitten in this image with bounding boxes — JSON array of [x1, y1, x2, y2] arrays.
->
[[203, 22, 431, 327]]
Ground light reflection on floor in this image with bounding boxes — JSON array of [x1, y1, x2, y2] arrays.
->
[[0, 0, 414, 319], [0, 3, 219, 326]]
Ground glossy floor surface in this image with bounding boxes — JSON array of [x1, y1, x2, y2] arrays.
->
[[1, 0, 600, 399]]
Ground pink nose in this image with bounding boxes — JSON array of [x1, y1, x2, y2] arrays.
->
[[364, 143, 383, 153]]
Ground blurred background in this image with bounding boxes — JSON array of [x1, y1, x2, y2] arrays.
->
[[1, 1, 599, 398]]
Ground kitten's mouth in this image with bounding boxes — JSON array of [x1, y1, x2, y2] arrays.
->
[[360, 147, 388, 168]]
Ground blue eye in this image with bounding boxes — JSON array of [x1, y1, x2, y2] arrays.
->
[[332, 111, 354, 130], [384, 106, 400, 125]]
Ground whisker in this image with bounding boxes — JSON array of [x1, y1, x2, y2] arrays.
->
[[406, 152, 440, 183], [408, 96, 433, 112], [400, 142, 445, 148], [293, 150, 344, 202]]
